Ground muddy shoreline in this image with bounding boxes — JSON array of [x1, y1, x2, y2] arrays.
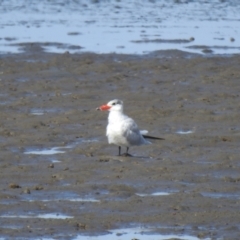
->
[[0, 48, 240, 239]]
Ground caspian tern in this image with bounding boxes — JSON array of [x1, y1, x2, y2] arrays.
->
[[96, 99, 164, 156]]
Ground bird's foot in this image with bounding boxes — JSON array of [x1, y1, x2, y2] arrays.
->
[[120, 153, 133, 157]]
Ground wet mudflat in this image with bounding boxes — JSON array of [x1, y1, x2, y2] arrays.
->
[[0, 48, 240, 239]]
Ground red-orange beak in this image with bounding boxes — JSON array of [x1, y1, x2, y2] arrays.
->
[[96, 104, 111, 111]]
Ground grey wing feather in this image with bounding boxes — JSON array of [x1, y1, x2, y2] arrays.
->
[[122, 118, 145, 145]]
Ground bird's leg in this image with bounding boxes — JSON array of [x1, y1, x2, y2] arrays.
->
[[118, 146, 121, 156], [121, 147, 132, 157]]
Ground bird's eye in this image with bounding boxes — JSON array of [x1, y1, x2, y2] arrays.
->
[[112, 102, 116, 105]]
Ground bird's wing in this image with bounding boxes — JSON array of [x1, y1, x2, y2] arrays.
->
[[121, 118, 146, 145], [122, 119, 164, 141]]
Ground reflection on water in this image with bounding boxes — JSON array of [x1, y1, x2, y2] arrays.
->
[[0, 213, 73, 219], [202, 192, 240, 199], [0, 0, 240, 54], [25, 191, 101, 203], [73, 227, 209, 240], [24, 146, 70, 155], [30, 108, 63, 115], [0, 191, 101, 204], [136, 192, 171, 197], [176, 130, 194, 134], [24, 138, 98, 155]]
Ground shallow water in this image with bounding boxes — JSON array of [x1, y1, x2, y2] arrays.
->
[[136, 191, 172, 197], [202, 192, 240, 199], [73, 227, 210, 240], [0, 213, 74, 220], [0, 0, 240, 55], [24, 146, 70, 155], [22, 191, 101, 203], [176, 130, 194, 134], [23, 138, 98, 155]]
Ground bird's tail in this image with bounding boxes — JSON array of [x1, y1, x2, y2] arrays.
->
[[142, 135, 165, 140]]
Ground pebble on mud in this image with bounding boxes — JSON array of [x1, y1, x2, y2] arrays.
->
[[75, 222, 87, 230], [9, 183, 21, 189], [23, 188, 31, 194], [34, 186, 44, 190]]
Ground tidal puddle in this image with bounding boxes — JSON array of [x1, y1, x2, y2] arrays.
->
[[202, 192, 240, 199], [30, 111, 44, 115], [51, 159, 61, 163], [136, 192, 171, 197], [24, 137, 98, 155], [74, 138, 99, 144], [28, 197, 99, 203], [1, 225, 22, 230], [23, 191, 100, 203], [16, 76, 29, 82], [176, 130, 194, 134], [73, 227, 208, 240], [24, 146, 72, 155], [0, 192, 98, 205], [0, 213, 73, 219], [30, 108, 62, 115]]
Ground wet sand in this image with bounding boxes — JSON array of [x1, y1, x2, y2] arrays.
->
[[0, 47, 240, 239]]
